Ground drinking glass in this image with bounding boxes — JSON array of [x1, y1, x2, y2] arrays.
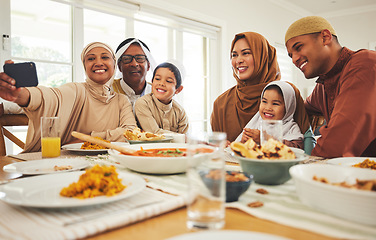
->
[[186, 131, 227, 230], [41, 117, 61, 158], [260, 119, 283, 145]]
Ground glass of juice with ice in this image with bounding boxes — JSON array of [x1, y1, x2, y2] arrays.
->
[[41, 117, 61, 158]]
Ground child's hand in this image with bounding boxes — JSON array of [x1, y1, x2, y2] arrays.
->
[[241, 128, 260, 145]]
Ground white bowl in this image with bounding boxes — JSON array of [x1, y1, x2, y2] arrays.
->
[[289, 164, 376, 226], [108, 143, 213, 174]]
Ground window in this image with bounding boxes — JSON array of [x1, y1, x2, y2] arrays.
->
[[275, 43, 315, 98], [2, 0, 220, 154], [83, 9, 126, 50], [10, 0, 72, 87]]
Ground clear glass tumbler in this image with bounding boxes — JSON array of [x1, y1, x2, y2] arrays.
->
[[186, 131, 227, 230], [260, 119, 283, 145]]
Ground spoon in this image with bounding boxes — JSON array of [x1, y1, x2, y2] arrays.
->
[[71, 131, 136, 155]]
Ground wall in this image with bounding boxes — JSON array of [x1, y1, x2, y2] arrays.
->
[[127, 0, 376, 98]]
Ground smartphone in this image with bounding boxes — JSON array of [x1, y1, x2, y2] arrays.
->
[[3, 62, 38, 88]]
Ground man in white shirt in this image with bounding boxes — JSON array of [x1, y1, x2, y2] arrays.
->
[[113, 38, 156, 106]]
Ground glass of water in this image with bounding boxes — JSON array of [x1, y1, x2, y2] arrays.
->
[[186, 131, 227, 230]]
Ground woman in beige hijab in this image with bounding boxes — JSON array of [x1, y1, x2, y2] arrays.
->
[[211, 32, 310, 142], [0, 42, 137, 152]]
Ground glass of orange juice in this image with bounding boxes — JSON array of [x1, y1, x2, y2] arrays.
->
[[41, 117, 61, 158]]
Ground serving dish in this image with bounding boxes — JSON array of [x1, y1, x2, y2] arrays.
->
[[3, 158, 89, 175], [289, 164, 376, 226], [108, 143, 214, 174], [62, 142, 129, 153], [0, 171, 145, 208], [232, 148, 307, 185], [127, 136, 173, 144]]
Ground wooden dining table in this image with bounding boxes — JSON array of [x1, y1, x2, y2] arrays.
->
[[0, 155, 339, 240]]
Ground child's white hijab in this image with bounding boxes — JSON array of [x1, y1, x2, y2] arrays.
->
[[235, 81, 303, 142]]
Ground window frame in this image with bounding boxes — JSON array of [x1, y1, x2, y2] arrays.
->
[[1, 0, 226, 154]]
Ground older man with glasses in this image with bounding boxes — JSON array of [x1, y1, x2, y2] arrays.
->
[[113, 38, 156, 106]]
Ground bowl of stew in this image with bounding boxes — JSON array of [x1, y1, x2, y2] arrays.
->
[[108, 143, 214, 174]]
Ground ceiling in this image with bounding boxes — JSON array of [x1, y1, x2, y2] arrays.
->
[[270, 0, 376, 18]]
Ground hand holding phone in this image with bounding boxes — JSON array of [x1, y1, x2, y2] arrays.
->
[[3, 62, 38, 88]]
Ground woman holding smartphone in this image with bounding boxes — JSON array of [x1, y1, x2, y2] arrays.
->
[[0, 42, 137, 153]]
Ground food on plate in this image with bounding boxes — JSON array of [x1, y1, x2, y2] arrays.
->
[[121, 147, 213, 157], [230, 138, 296, 160], [313, 175, 376, 192], [256, 188, 269, 194], [81, 137, 110, 150], [54, 165, 73, 171], [124, 127, 165, 141], [248, 201, 264, 208], [352, 159, 376, 170], [60, 165, 126, 199]]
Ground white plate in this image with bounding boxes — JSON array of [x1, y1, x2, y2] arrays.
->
[[109, 143, 214, 174], [128, 136, 173, 144], [166, 230, 291, 240], [327, 157, 376, 168], [290, 164, 376, 226], [61, 142, 129, 153], [3, 158, 89, 175], [0, 171, 145, 208]]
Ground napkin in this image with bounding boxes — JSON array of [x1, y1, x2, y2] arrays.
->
[[0, 187, 186, 240]]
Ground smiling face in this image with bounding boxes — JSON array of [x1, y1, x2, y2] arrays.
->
[[231, 38, 255, 81], [286, 33, 332, 79], [152, 67, 183, 105], [84, 47, 115, 85], [259, 87, 286, 121], [118, 43, 150, 87]]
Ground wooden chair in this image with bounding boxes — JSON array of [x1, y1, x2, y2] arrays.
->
[[0, 104, 29, 156]]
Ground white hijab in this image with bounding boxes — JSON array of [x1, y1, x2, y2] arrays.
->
[[81, 42, 116, 103], [235, 81, 304, 142]]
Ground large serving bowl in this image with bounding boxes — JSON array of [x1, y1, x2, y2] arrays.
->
[[289, 164, 376, 226], [232, 148, 307, 185], [108, 143, 213, 174]]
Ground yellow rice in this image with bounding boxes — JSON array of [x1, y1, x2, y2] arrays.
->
[[60, 165, 126, 199]]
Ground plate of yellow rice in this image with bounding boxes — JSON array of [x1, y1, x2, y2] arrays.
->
[[0, 165, 146, 208]]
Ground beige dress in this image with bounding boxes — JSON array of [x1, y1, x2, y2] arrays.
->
[[23, 82, 137, 152], [134, 93, 189, 134]]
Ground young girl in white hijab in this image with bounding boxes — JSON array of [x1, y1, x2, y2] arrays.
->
[[236, 81, 304, 149]]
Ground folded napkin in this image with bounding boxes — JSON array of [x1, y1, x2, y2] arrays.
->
[[0, 187, 186, 240], [226, 181, 376, 240]]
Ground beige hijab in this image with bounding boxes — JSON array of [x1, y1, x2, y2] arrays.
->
[[81, 42, 116, 103]]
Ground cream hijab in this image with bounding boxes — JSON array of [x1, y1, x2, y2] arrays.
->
[[81, 42, 116, 103], [236, 81, 303, 142]]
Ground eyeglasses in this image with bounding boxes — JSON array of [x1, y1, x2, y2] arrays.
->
[[119, 54, 147, 64]]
